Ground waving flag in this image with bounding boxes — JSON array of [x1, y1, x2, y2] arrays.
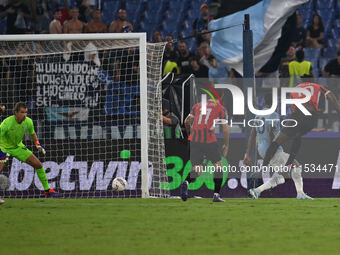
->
[[210, 0, 309, 76]]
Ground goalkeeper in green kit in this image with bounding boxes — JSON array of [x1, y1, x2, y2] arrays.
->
[[0, 102, 59, 204]]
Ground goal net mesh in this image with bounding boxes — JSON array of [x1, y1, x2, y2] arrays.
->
[[0, 37, 169, 198]]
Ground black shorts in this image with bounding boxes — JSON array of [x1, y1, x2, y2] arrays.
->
[[281, 110, 318, 138], [190, 141, 222, 166]]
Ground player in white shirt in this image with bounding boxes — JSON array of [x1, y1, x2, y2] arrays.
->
[[243, 94, 312, 200]]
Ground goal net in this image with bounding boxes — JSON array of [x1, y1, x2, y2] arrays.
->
[[0, 33, 169, 198]]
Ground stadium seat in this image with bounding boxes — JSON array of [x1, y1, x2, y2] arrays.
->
[[103, 0, 120, 13], [145, 0, 166, 13], [304, 47, 321, 77], [126, 0, 144, 27], [168, 0, 189, 14], [0, 17, 7, 34], [144, 10, 163, 24], [140, 20, 158, 33], [102, 1, 120, 26], [334, 19, 340, 30], [187, 8, 200, 24], [316, 0, 334, 10], [331, 28, 340, 40], [186, 37, 197, 53], [179, 27, 192, 39], [323, 46, 338, 58], [316, 8, 335, 34], [164, 9, 184, 24], [300, 0, 314, 10], [320, 47, 338, 70], [336, 0, 340, 13], [327, 38, 338, 48], [162, 21, 179, 37]]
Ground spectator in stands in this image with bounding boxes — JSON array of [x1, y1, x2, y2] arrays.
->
[[289, 49, 313, 87], [198, 41, 212, 69], [162, 99, 181, 139], [322, 50, 340, 77], [279, 45, 296, 86], [49, 9, 62, 34], [31, 0, 51, 34], [56, 0, 70, 26], [292, 14, 306, 48], [0, 0, 31, 34], [109, 9, 133, 33], [188, 57, 209, 78], [152, 31, 163, 43], [201, 29, 211, 44], [176, 40, 193, 74], [208, 55, 229, 83], [306, 14, 324, 48], [77, 0, 93, 23], [163, 34, 177, 63], [63, 7, 84, 33], [84, 9, 107, 33], [163, 34, 179, 75], [193, 4, 212, 45]]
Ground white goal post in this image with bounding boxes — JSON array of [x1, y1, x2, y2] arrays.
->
[[0, 33, 169, 198]]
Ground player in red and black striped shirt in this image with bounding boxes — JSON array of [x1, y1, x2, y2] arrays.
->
[[262, 82, 340, 171], [182, 95, 230, 202]]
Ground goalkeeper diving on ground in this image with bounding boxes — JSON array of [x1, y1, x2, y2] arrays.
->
[[0, 102, 59, 204]]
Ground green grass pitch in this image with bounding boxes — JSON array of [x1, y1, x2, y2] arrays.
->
[[1, 198, 340, 255]]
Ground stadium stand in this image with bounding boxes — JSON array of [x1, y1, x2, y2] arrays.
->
[[0, 0, 339, 78]]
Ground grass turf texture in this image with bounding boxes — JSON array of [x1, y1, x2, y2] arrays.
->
[[1, 198, 340, 255]]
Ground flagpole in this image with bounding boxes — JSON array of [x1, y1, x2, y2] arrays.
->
[[243, 14, 258, 194]]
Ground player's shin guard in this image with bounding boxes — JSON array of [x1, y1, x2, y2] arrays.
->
[[263, 141, 280, 166], [291, 166, 303, 194], [36, 167, 50, 191]]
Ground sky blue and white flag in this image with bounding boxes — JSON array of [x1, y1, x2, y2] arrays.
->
[[210, 0, 308, 76]]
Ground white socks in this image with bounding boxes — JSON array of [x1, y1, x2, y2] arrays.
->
[[255, 174, 285, 193], [291, 166, 304, 194]]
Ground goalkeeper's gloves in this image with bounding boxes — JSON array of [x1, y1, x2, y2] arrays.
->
[[0, 149, 9, 164], [35, 141, 46, 155]]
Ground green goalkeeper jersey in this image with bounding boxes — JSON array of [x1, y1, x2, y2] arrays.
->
[[0, 116, 35, 149]]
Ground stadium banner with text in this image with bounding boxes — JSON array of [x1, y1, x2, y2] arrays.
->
[[35, 60, 101, 109], [1, 138, 340, 198], [34, 57, 140, 123]]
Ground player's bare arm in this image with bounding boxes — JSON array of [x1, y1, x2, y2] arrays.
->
[[244, 127, 256, 165]]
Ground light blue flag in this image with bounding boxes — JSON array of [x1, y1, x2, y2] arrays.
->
[[210, 0, 308, 76]]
